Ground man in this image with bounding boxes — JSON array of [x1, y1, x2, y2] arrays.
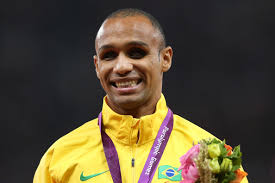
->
[[34, 9, 248, 183]]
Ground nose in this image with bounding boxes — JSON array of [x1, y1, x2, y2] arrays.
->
[[113, 54, 133, 75]]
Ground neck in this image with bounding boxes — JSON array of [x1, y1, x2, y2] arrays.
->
[[123, 104, 156, 118], [106, 95, 161, 118]]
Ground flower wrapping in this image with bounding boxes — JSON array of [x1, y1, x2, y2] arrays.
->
[[178, 139, 248, 183]]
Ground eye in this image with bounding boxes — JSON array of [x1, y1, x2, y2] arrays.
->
[[101, 51, 118, 61], [127, 47, 147, 59]]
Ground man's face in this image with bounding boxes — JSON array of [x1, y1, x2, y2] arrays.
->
[[94, 15, 172, 115]]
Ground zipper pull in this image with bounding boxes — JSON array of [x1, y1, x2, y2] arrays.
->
[[131, 158, 135, 167]]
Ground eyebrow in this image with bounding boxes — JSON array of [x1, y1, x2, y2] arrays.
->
[[98, 41, 149, 53], [98, 45, 115, 53], [126, 41, 149, 48]]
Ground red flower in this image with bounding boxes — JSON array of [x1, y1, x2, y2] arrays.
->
[[224, 144, 232, 156], [230, 169, 248, 183]]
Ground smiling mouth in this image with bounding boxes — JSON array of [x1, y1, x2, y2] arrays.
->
[[111, 79, 142, 88]]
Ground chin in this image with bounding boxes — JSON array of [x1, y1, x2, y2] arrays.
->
[[116, 97, 143, 108], [111, 94, 147, 109]]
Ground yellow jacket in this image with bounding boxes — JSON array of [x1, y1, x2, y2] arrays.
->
[[34, 94, 248, 183]]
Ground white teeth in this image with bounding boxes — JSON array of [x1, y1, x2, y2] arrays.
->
[[115, 80, 138, 88]]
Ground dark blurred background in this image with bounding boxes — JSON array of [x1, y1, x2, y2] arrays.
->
[[1, 0, 274, 182]]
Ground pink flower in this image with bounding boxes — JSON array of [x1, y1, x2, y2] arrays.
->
[[178, 144, 200, 183]]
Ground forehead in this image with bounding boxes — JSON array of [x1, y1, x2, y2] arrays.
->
[[95, 16, 161, 50]]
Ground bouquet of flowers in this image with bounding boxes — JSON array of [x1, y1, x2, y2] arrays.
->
[[178, 138, 248, 183]]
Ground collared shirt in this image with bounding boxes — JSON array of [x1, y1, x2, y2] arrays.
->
[[33, 94, 248, 183]]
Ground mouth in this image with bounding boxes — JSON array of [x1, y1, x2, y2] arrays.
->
[[111, 79, 142, 88]]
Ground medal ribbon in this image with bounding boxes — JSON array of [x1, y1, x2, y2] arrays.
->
[[98, 108, 173, 183]]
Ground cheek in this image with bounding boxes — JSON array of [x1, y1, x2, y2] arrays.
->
[[149, 60, 163, 78], [149, 64, 163, 87], [140, 59, 161, 75], [98, 62, 112, 80], [144, 55, 161, 70]]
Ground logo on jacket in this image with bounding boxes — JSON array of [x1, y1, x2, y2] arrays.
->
[[158, 165, 182, 181], [80, 170, 109, 181]]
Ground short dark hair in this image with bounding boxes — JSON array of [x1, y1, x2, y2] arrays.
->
[[104, 8, 166, 49]]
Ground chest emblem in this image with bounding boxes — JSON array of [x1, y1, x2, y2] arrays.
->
[[158, 165, 182, 181], [80, 170, 109, 181]]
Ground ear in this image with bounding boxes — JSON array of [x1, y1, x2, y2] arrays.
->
[[160, 46, 173, 72], [93, 55, 100, 79]]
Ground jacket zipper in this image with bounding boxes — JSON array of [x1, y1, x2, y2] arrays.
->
[[131, 120, 139, 183], [132, 157, 135, 183], [131, 143, 136, 183]]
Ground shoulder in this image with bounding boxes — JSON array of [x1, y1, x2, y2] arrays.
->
[[41, 118, 101, 166], [51, 118, 100, 150], [172, 114, 217, 143], [34, 118, 103, 181], [41, 118, 101, 162]]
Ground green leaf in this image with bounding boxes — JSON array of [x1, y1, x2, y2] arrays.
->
[[211, 138, 221, 144], [220, 145, 228, 157], [220, 171, 236, 183], [229, 145, 242, 171], [202, 138, 220, 145], [232, 164, 240, 172], [230, 145, 241, 158]]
